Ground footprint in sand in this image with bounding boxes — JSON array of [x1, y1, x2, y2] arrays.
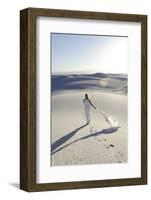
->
[[117, 151, 124, 157], [98, 139, 115, 150], [90, 127, 94, 133], [115, 151, 125, 163], [105, 143, 114, 149]]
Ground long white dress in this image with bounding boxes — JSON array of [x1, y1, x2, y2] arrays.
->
[[83, 99, 90, 123]]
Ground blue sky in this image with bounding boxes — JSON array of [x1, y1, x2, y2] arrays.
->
[[51, 33, 128, 74]]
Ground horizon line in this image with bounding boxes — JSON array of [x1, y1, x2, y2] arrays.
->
[[52, 71, 128, 75]]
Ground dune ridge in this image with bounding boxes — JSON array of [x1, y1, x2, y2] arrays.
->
[[52, 72, 127, 95]]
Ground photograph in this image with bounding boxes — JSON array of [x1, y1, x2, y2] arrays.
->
[[51, 33, 128, 166], [20, 7, 147, 191]]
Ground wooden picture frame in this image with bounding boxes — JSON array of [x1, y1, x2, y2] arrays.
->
[[20, 7, 147, 192]]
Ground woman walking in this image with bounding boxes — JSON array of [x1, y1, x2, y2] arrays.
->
[[83, 93, 96, 124]]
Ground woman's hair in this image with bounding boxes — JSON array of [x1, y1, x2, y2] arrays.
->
[[85, 94, 88, 99]]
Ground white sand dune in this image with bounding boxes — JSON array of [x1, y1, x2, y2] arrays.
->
[[52, 72, 127, 95], [51, 89, 127, 166]]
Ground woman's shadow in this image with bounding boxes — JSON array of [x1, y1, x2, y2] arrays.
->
[[51, 124, 119, 155], [51, 123, 87, 153]]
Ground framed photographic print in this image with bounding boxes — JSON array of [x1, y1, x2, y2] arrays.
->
[[20, 8, 147, 191]]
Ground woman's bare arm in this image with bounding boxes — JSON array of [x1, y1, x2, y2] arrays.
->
[[89, 99, 96, 110]]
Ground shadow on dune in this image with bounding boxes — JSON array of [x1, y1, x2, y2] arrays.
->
[[52, 73, 127, 94], [80, 127, 119, 140], [51, 123, 87, 153], [51, 126, 119, 155]]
